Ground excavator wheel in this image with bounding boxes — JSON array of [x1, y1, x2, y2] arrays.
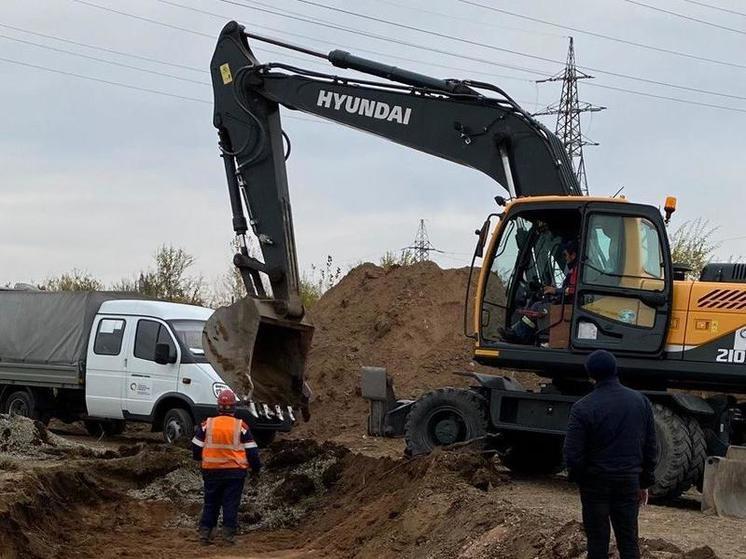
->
[[650, 404, 693, 500], [499, 434, 564, 475], [404, 388, 487, 456], [683, 417, 708, 493]]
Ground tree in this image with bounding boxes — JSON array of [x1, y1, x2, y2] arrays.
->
[[299, 255, 342, 308], [114, 245, 206, 305], [41, 270, 103, 292], [669, 219, 720, 278]]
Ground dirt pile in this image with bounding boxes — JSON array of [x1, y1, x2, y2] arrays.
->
[[298, 261, 527, 441], [0, 414, 114, 461]]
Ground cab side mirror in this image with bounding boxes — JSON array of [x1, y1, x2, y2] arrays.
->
[[474, 219, 490, 258], [155, 343, 176, 365]]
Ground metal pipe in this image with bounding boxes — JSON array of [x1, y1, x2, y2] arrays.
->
[[242, 30, 327, 60]]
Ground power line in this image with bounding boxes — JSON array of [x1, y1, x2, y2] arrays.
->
[[0, 51, 329, 125], [0, 54, 210, 103], [209, 0, 548, 76], [156, 0, 535, 84], [456, 0, 746, 71], [625, 0, 746, 36], [272, 0, 746, 101], [679, 0, 746, 17], [370, 0, 567, 39], [70, 0, 746, 114], [0, 32, 207, 86], [585, 80, 746, 114], [0, 21, 203, 73]]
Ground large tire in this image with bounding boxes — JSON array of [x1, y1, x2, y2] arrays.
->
[[651, 404, 692, 499], [162, 408, 194, 444], [500, 434, 565, 475], [404, 388, 487, 456], [3, 391, 36, 419], [683, 417, 707, 493]]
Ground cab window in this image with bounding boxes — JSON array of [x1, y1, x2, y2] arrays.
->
[[583, 214, 665, 292], [93, 319, 126, 356], [134, 320, 175, 362]]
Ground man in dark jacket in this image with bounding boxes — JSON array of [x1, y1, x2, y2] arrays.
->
[[563, 350, 658, 559]]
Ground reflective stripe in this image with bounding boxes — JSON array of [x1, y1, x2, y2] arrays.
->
[[191, 437, 205, 448], [244, 441, 258, 449], [203, 456, 248, 464]]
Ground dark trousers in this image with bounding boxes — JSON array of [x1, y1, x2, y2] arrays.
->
[[200, 476, 246, 530], [580, 479, 640, 559]]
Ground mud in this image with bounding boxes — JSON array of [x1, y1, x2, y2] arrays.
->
[[0, 417, 735, 559]]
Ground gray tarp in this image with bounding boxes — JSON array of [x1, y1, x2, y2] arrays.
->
[[0, 291, 130, 368]]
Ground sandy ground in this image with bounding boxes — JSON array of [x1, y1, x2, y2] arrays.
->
[[0, 419, 741, 559]]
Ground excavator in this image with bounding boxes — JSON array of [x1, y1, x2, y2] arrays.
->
[[206, 21, 746, 503]]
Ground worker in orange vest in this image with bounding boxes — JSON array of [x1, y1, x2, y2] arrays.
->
[[192, 389, 262, 545]]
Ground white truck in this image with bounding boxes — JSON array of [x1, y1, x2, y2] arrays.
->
[[0, 290, 294, 444]]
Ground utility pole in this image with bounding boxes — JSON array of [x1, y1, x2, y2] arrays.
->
[[535, 37, 605, 195], [406, 219, 437, 262]]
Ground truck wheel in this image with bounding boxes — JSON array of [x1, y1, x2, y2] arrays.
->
[[500, 434, 564, 475], [683, 417, 707, 493], [404, 388, 487, 456], [3, 391, 35, 419], [651, 404, 692, 499], [162, 408, 194, 444], [252, 429, 276, 448]]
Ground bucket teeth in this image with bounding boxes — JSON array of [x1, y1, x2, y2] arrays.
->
[[262, 403, 272, 418], [287, 406, 296, 422], [249, 401, 259, 418], [275, 405, 284, 421]]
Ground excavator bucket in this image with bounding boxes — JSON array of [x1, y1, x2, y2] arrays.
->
[[203, 297, 313, 419], [701, 446, 746, 518]]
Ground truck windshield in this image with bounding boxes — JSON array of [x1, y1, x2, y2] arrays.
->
[[169, 320, 207, 360]]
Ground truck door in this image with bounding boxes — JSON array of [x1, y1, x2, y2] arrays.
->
[[86, 316, 128, 418], [123, 318, 180, 418], [571, 203, 673, 355]]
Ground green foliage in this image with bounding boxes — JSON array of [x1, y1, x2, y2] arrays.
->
[[299, 255, 342, 308], [379, 249, 416, 270], [113, 245, 206, 305], [41, 269, 103, 292], [670, 219, 720, 278]]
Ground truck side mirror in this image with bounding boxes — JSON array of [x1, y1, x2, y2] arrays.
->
[[155, 343, 176, 365]]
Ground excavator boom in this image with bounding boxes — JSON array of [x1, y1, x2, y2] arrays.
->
[[205, 20, 579, 420]]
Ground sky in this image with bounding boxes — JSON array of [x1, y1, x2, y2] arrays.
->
[[1, 0, 745, 290]]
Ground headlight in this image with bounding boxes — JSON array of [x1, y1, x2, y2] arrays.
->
[[212, 383, 229, 398]]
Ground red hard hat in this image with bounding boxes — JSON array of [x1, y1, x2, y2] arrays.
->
[[217, 389, 237, 407]]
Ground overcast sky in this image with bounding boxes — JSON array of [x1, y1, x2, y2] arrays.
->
[[1, 0, 744, 290]]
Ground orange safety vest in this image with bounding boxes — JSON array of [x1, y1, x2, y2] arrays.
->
[[201, 416, 249, 470]]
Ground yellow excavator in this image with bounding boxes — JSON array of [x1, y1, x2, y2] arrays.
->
[[207, 21, 746, 501]]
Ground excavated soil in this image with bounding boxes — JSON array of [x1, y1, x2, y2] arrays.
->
[[295, 261, 539, 444], [0, 263, 741, 558], [0, 420, 725, 559]]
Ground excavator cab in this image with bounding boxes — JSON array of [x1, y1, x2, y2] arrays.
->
[[475, 197, 674, 374]]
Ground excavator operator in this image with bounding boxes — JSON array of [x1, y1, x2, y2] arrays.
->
[[500, 239, 578, 345]]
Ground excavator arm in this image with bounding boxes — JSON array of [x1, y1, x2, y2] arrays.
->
[[204, 21, 580, 419]]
